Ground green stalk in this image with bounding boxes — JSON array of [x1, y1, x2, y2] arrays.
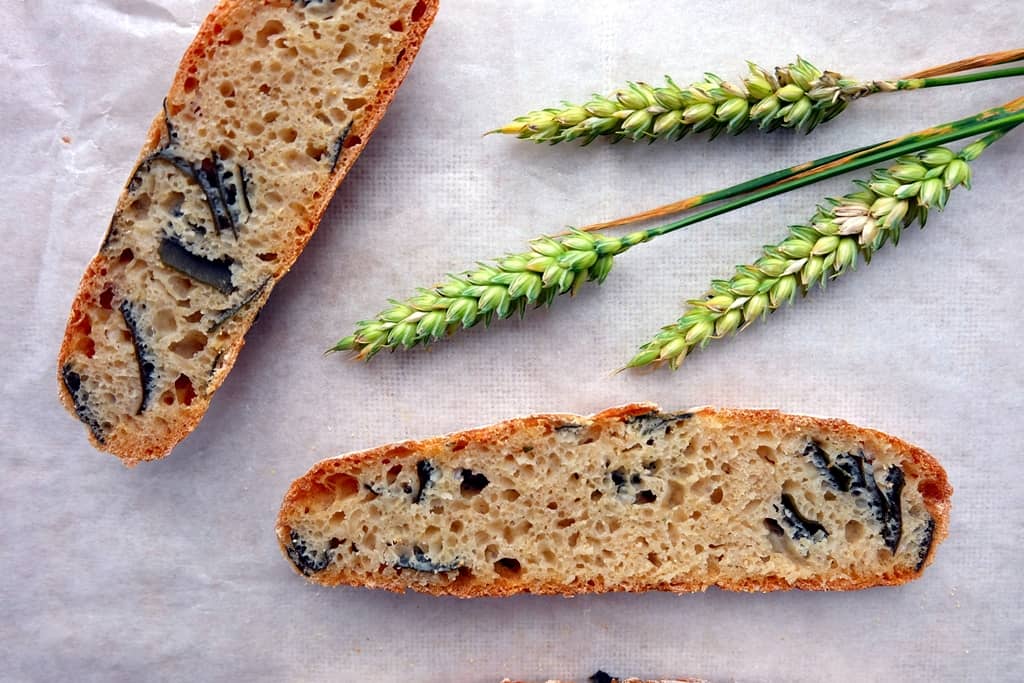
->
[[910, 65, 1024, 89], [332, 105, 1022, 361], [580, 100, 1024, 232], [642, 106, 1024, 241]]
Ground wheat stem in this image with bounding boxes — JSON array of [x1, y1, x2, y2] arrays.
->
[[901, 48, 1024, 79], [577, 97, 1024, 232]]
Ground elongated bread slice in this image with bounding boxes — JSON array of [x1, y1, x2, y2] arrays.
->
[[57, 0, 438, 464], [277, 404, 951, 596], [503, 675, 704, 683]]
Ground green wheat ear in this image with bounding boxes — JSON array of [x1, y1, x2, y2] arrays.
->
[[491, 57, 1024, 145], [332, 100, 1021, 366], [331, 230, 652, 360], [626, 139, 988, 370]]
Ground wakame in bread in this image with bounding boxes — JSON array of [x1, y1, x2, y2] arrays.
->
[[277, 405, 951, 596], [58, 0, 439, 464]]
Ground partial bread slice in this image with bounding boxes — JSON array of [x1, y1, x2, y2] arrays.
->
[[57, 0, 438, 464], [503, 676, 705, 683], [277, 404, 951, 596]]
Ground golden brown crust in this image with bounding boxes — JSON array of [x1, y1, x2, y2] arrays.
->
[[277, 404, 952, 597], [57, 0, 440, 465]]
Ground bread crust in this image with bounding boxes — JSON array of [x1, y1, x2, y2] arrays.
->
[[57, 0, 440, 465], [276, 404, 952, 596]]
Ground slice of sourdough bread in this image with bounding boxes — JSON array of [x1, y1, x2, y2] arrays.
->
[[277, 404, 951, 596], [503, 676, 705, 683], [57, 0, 438, 465]]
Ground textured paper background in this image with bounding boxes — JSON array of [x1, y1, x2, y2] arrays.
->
[[3, 1, 1023, 681]]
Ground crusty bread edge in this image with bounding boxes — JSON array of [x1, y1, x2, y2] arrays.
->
[[57, 0, 441, 465], [275, 404, 953, 596]]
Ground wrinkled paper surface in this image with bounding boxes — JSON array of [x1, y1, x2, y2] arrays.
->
[[3, 0, 1022, 680]]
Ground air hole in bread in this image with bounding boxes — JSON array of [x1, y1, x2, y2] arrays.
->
[[322, 473, 360, 499], [152, 309, 177, 334], [337, 43, 356, 60], [343, 97, 367, 111], [305, 142, 327, 161], [99, 287, 115, 310], [169, 330, 208, 358], [256, 20, 284, 48], [411, 1, 428, 21], [74, 334, 96, 359], [494, 558, 522, 578], [173, 374, 195, 406]]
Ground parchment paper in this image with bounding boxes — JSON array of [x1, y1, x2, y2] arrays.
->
[[3, 1, 1022, 680]]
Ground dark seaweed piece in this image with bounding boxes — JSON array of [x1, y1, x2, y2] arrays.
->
[[207, 351, 224, 382], [805, 444, 906, 552], [855, 456, 900, 549], [555, 422, 582, 433], [610, 468, 627, 490], [395, 546, 461, 574], [119, 300, 157, 415], [208, 277, 272, 332], [239, 165, 253, 216], [589, 672, 615, 683], [775, 494, 828, 541], [140, 150, 232, 237], [459, 469, 489, 495], [198, 155, 237, 237], [210, 151, 253, 235], [295, 0, 337, 6], [286, 530, 333, 576], [61, 364, 105, 443], [145, 149, 199, 183], [414, 459, 438, 503], [914, 517, 936, 571], [803, 441, 853, 492], [833, 452, 867, 492], [329, 120, 353, 173], [879, 466, 905, 552], [158, 236, 235, 294], [626, 410, 692, 437]]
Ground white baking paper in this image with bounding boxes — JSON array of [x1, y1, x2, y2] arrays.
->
[[2, 0, 1022, 680]]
